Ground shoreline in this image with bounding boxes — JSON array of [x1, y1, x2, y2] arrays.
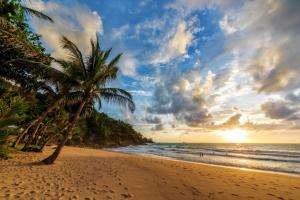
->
[[1, 146, 300, 199], [108, 149, 300, 177]]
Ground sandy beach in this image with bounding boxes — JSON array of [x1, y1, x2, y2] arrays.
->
[[0, 146, 300, 200]]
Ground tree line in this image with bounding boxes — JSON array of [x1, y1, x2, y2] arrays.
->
[[0, 0, 152, 163]]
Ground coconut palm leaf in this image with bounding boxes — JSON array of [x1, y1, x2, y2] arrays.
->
[[61, 36, 87, 78], [23, 6, 53, 22], [97, 88, 135, 112]]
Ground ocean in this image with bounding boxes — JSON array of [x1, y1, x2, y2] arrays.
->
[[111, 143, 300, 174]]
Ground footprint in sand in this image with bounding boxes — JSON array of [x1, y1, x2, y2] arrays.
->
[[121, 193, 133, 198], [109, 189, 114, 194]]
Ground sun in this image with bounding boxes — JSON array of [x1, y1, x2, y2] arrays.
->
[[223, 129, 248, 143]]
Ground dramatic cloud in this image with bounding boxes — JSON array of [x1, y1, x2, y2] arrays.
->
[[144, 116, 161, 124], [261, 101, 298, 120], [151, 124, 164, 131], [29, 0, 103, 59], [220, 113, 241, 129], [221, 0, 300, 94], [286, 92, 300, 103], [148, 69, 214, 126]]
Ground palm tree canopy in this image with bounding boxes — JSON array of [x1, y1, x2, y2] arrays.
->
[[56, 36, 135, 113]]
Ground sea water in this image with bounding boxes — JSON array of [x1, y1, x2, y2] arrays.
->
[[112, 143, 300, 174]]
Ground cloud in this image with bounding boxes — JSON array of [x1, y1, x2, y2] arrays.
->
[[29, 0, 103, 59], [144, 116, 161, 124], [139, 0, 152, 7], [151, 21, 193, 64], [261, 101, 298, 120], [128, 90, 152, 97], [119, 53, 138, 76], [169, 0, 236, 13], [221, 0, 300, 94], [151, 123, 164, 131], [220, 113, 241, 129], [219, 14, 237, 35], [147, 69, 215, 126], [286, 91, 300, 103], [168, 22, 192, 56], [111, 24, 130, 40]]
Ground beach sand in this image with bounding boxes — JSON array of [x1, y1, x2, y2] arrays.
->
[[0, 146, 300, 200]]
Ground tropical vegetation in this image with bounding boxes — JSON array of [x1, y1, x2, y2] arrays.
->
[[0, 0, 152, 162]]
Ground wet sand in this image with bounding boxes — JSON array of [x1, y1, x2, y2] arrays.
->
[[0, 146, 300, 200]]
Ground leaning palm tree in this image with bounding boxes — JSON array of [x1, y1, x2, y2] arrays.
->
[[19, 76, 80, 150], [14, 63, 82, 148], [41, 36, 135, 164]]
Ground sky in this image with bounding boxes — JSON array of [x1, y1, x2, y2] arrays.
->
[[28, 0, 300, 143]]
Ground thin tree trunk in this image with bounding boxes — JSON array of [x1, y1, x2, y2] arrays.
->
[[12, 119, 37, 147], [41, 99, 88, 164], [22, 98, 61, 151], [41, 130, 69, 163], [38, 134, 56, 152], [38, 123, 69, 151], [33, 126, 47, 145]]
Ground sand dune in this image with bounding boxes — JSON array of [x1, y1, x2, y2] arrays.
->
[[0, 146, 300, 200]]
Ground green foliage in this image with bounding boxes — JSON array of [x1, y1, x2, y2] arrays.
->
[[71, 111, 152, 147], [0, 0, 51, 50], [0, 80, 28, 159], [0, 0, 52, 90], [0, 1, 153, 160], [0, 83, 28, 128]]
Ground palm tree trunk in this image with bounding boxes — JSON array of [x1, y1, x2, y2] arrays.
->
[[38, 123, 69, 152], [12, 119, 37, 147], [33, 126, 47, 145], [41, 99, 88, 164], [21, 98, 62, 151]]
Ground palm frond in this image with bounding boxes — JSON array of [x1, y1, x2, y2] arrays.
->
[[103, 48, 112, 63], [94, 95, 102, 110], [23, 6, 53, 22], [107, 53, 122, 68], [64, 91, 85, 105], [91, 66, 118, 86], [61, 36, 87, 78], [97, 88, 135, 112]]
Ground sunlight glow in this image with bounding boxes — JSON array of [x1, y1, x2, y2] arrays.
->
[[223, 129, 248, 143]]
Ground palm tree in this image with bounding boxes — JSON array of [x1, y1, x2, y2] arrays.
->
[[17, 69, 80, 150], [41, 36, 135, 164]]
